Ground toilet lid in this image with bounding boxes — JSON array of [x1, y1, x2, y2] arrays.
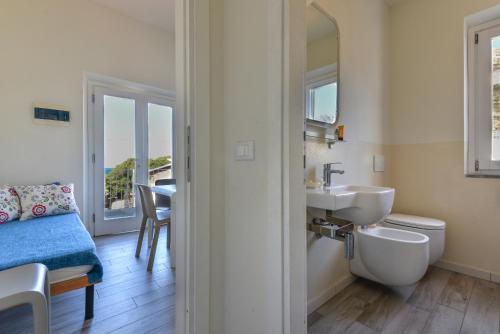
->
[[385, 213, 446, 230]]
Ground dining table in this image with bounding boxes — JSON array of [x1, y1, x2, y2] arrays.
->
[[150, 184, 176, 268]]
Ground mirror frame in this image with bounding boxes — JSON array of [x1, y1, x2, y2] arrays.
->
[[306, 2, 340, 128]]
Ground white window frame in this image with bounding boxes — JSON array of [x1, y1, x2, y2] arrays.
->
[[305, 64, 338, 126], [466, 15, 500, 177]]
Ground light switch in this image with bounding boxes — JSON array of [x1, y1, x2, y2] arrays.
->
[[235, 141, 255, 161], [373, 155, 385, 172]]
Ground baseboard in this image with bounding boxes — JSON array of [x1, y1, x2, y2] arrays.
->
[[433, 259, 497, 281], [307, 274, 356, 315]]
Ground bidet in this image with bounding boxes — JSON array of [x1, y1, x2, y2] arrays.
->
[[306, 185, 432, 287], [350, 226, 430, 286]]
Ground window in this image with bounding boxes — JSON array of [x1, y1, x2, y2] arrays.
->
[[306, 64, 338, 125], [307, 82, 337, 124], [466, 17, 500, 176]]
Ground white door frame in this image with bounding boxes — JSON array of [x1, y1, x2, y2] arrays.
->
[[93, 86, 143, 236], [175, 0, 210, 333]]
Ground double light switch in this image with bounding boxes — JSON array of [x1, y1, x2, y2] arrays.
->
[[235, 140, 255, 161]]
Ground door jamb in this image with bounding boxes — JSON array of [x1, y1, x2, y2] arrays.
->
[[283, 0, 308, 332], [175, 0, 211, 333]]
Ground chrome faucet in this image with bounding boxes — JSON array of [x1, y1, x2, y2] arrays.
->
[[323, 163, 344, 188]]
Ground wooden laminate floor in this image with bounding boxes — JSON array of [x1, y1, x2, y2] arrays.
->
[[308, 267, 500, 334], [0, 230, 175, 334]]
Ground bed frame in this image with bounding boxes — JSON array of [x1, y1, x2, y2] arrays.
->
[[50, 277, 101, 320]]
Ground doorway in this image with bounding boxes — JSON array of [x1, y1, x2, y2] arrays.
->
[[88, 77, 175, 236]]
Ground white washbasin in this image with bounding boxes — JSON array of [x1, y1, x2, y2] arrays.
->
[[306, 185, 395, 225]]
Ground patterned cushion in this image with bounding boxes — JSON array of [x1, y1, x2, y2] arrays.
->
[[0, 186, 21, 224], [14, 184, 80, 221]]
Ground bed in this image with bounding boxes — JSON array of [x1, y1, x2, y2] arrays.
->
[[0, 213, 103, 320]]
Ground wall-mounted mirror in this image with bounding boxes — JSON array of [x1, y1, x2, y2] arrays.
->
[[306, 4, 339, 126]]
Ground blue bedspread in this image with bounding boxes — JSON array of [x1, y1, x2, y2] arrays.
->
[[0, 213, 103, 284]]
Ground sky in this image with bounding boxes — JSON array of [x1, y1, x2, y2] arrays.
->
[[104, 96, 173, 168], [493, 36, 500, 49]]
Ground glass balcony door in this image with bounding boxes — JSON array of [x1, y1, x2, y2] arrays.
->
[[93, 86, 173, 236]]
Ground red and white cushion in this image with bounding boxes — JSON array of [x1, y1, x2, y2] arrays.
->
[[0, 186, 21, 224], [14, 184, 80, 221]]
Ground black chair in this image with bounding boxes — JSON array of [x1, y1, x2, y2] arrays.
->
[[154, 179, 176, 209]]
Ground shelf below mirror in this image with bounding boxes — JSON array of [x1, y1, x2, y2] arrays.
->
[[305, 131, 338, 149]]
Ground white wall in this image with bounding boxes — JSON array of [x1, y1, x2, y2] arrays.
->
[[0, 0, 175, 226], [389, 0, 500, 280], [305, 0, 391, 312], [207, 0, 285, 332]]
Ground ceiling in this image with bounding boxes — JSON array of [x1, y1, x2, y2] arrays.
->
[[89, 0, 175, 32], [306, 5, 337, 43]]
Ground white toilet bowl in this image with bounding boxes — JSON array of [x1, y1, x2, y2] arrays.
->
[[349, 226, 429, 286], [381, 213, 445, 265]]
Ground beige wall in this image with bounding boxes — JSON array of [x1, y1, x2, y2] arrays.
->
[[307, 34, 338, 71], [306, 0, 391, 312], [389, 0, 500, 278], [0, 0, 175, 225]]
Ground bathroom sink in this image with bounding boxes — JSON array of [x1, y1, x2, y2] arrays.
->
[[306, 186, 357, 211], [307, 185, 395, 225]]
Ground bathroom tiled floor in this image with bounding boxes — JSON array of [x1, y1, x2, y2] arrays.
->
[[308, 266, 500, 334]]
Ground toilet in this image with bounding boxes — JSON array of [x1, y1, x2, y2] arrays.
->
[[381, 213, 446, 265], [349, 226, 430, 286]]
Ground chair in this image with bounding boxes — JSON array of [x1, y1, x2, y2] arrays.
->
[[154, 179, 176, 209], [0, 263, 50, 334], [135, 185, 171, 271]]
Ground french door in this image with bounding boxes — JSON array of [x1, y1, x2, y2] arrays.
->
[[93, 86, 174, 236]]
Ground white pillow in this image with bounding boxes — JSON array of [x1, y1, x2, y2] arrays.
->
[[14, 184, 80, 221], [0, 185, 21, 223]]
